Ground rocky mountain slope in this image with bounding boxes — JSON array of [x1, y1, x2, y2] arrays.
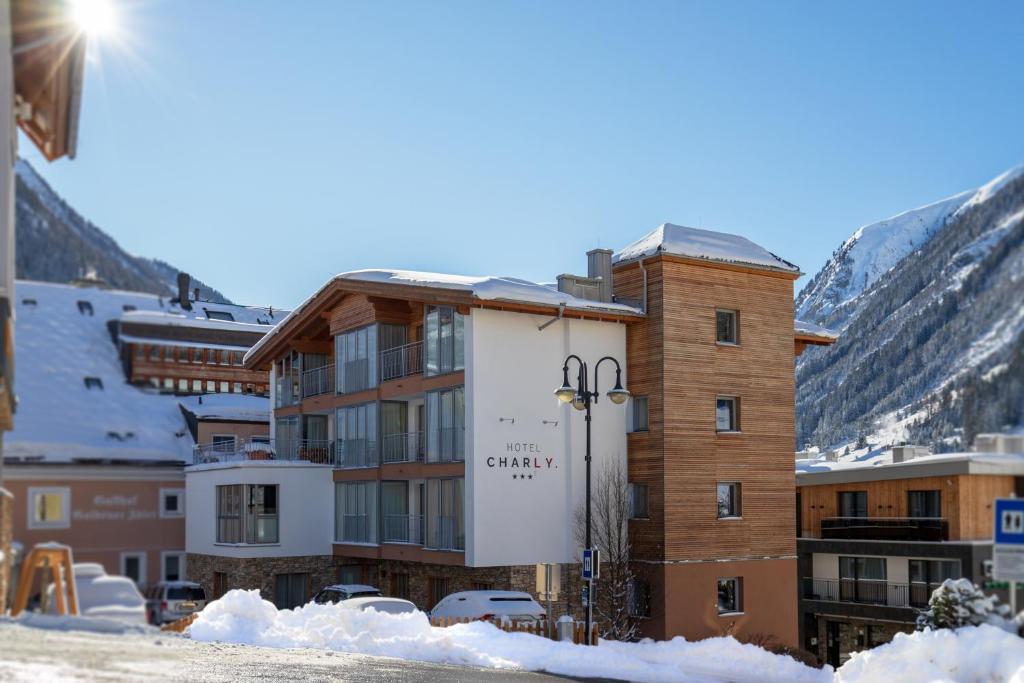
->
[[796, 165, 1024, 452], [15, 158, 228, 302]]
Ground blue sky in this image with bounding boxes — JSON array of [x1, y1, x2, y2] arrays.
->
[[22, 1, 1024, 309]]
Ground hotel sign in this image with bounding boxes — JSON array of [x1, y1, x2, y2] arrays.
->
[[485, 442, 557, 481], [72, 494, 157, 522]]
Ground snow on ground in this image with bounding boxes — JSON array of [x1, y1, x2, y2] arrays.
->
[[613, 223, 799, 272], [188, 590, 828, 683], [835, 624, 1024, 683]]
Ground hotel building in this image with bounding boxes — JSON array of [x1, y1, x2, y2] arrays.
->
[[796, 446, 1024, 667], [186, 224, 835, 643]]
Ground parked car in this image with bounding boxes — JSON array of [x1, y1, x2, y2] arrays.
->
[[145, 581, 208, 625], [429, 590, 546, 623], [340, 596, 418, 615], [310, 584, 382, 604], [46, 563, 147, 625]]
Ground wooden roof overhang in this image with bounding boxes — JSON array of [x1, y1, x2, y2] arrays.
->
[[244, 278, 644, 371], [612, 251, 803, 281], [11, 0, 86, 161]]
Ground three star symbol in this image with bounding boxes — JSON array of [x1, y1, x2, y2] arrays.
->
[[511, 474, 534, 480]]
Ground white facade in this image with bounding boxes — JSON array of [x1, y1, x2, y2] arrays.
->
[[465, 307, 627, 566], [186, 461, 333, 558]]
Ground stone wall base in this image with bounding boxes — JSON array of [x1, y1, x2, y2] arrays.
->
[[814, 616, 912, 666]]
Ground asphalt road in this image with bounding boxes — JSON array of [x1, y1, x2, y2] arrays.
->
[[0, 622, 591, 683]]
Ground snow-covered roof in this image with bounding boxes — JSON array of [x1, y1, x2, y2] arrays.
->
[[246, 268, 643, 365], [6, 281, 197, 464], [613, 223, 800, 273], [796, 451, 1024, 484], [178, 394, 270, 423], [120, 310, 279, 335], [794, 319, 839, 341]]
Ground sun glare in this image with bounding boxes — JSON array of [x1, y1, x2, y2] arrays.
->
[[70, 0, 117, 36]]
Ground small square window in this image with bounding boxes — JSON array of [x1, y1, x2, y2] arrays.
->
[[717, 482, 741, 518], [162, 552, 186, 582], [205, 309, 235, 322], [192, 348, 204, 363], [83, 377, 104, 390], [716, 309, 738, 344], [77, 300, 94, 316], [122, 304, 137, 312], [28, 487, 70, 529], [192, 379, 203, 393], [630, 396, 649, 433], [629, 483, 649, 519], [716, 397, 738, 432], [717, 577, 742, 614], [232, 382, 243, 393], [149, 346, 161, 361], [219, 381, 230, 393], [121, 552, 146, 585], [161, 488, 185, 518], [178, 378, 188, 392], [206, 379, 216, 392]]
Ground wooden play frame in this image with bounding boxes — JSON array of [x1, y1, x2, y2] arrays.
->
[[10, 544, 79, 617]]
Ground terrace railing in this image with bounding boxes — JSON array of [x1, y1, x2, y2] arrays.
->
[[820, 517, 949, 542], [801, 577, 928, 608], [192, 438, 334, 466], [381, 431, 425, 464], [380, 341, 424, 382], [301, 363, 335, 398], [336, 437, 378, 469], [382, 514, 425, 545]]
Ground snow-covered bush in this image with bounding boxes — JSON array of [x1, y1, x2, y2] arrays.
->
[[915, 578, 1011, 631]]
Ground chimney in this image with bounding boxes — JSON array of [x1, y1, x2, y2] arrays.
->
[[193, 287, 201, 303], [177, 272, 192, 311], [587, 249, 613, 303], [892, 445, 930, 463]]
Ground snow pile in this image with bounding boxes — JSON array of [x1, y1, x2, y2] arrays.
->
[[188, 590, 827, 683], [614, 223, 799, 272], [835, 625, 1024, 682]]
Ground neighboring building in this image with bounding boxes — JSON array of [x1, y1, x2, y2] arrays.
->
[[3, 280, 276, 588], [0, 0, 89, 611], [188, 223, 834, 644], [796, 450, 1024, 668], [179, 394, 271, 463]]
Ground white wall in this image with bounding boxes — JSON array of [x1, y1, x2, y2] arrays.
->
[[466, 308, 628, 566], [185, 462, 333, 558]]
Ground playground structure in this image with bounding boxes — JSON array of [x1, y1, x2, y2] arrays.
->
[[10, 543, 78, 617]]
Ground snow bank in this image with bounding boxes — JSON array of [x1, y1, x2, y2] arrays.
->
[[189, 590, 827, 683], [835, 625, 1024, 682]]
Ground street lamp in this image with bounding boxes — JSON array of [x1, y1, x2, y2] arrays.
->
[[554, 354, 629, 645]]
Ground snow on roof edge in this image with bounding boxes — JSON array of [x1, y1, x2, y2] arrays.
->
[[612, 223, 801, 273]]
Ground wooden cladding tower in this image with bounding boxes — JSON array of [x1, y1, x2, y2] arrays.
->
[[612, 224, 807, 645]]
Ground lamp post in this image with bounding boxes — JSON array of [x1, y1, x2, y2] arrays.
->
[[554, 354, 629, 645]]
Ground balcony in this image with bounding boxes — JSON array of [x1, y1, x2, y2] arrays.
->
[[336, 437, 378, 468], [427, 514, 464, 551], [381, 431, 425, 464], [802, 577, 938, 609], [380, 341, 423, 382], [820, 517, 949, 542], [301, 363, 335, 398], [192, 438, 334, 466], [382, 513, 425, 544], [338, 514, 372, 544]]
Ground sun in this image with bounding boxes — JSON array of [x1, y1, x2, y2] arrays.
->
[[70, 0, 117, 36]]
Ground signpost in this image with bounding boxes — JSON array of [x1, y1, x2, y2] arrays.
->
[[993, 498, 1024, 614]]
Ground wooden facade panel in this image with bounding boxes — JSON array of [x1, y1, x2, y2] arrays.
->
[[798, 474, 1016, 541], [330, 295, 376, 335]]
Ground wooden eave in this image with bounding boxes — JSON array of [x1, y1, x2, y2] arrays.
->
[[244, 278, 643, 370], [794, 332, 836, 347], [11, 0, 86, 161], [613, 252, 803, 281]]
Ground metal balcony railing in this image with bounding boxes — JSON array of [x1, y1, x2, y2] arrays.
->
[[338, 514, 371, 544], [301, 363, 335, 398], [192, 438, 334, 466], [820, 517, 949, 541], [379, 340, 423, 382], [427, 427, 465, 463], [381, 431, 425, 464], [427, 514, 464, 551], [382, 514, 425, 544], [336, 438, 378, 468], [801, 577, 938, 608]]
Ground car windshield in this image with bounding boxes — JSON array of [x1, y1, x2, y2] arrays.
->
[[314, 590, 342, 604], [167, 587, 206, 601]]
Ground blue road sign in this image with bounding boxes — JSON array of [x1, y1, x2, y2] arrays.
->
[[582, 549, 599, 580], [995, 498, 1024, 545]]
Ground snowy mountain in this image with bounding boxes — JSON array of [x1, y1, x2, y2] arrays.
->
[[14, 158, 229, 302], [796, 164, 1024, 453]]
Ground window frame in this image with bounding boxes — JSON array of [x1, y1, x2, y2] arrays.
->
[[215, 484, 279, 546], [628, 577, 651, 618], [717, 577, 743, 615], [838, 491, 869, 518], [716, 482, 742, 519], [907, 490, 942, 518], [628, 482, 649, 520], [159, 488, 186, 519], [161, 550, 187, 582], [715, 308, 740, 345], [715, 396, 739, 433], [120, 550, 147, 585], [26, 486, 71, 530], [630, 395, 649, 433]]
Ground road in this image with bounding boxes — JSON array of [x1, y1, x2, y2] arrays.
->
[[0, 622, 589, 683]]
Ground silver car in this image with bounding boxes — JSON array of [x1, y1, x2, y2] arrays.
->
[[146, 581, 207, 625]]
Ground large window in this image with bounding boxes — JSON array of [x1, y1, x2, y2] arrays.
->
[[426, 387, 465, 462], [838, 491, 868, 518], [275, 573, 309, 610], [426, 478, 464, 550], [716, 396, 739, 432], [717, 482, 742, 519], [908, 490, 941, 518], [716, 309, 739, 344], [336, 325, 378, 393], [839, 556, 887, 604], [27, 487, 70, 530], [216, 484, 279, 544], [424, 306, 464, 377], [336, 402, 378, 468], [628, 578, 651, 618], [335, 481, 378, 544], [717, 577, 742, 614], [275, 351, 301, 407], [120, 552, 146, 585], [909, 559, 960, 606], [630, 396, 649, 433]]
